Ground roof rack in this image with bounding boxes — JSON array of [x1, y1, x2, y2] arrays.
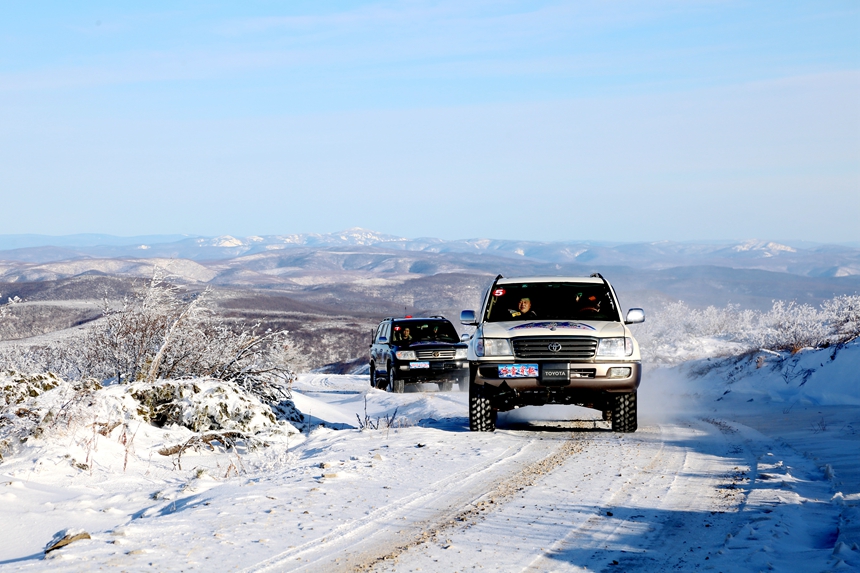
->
[[384, 315, 448, 320]]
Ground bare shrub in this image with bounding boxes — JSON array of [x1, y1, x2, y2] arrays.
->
[[80, 272, 297, 399]]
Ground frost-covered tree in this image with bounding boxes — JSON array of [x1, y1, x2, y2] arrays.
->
[[0, 294, 19, 318], [746, 300, 831, 354], [636, 293, 860, 363], [822, 294, 860, 344], [80, 272, 296, 400]]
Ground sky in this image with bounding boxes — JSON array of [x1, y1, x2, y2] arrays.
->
[[1, 1, 858, 243]]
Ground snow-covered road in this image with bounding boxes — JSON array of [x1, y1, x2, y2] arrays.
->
[[4, 368, 858, 572]]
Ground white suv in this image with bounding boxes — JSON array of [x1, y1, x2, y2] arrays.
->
[[460, 274, 644, 432]]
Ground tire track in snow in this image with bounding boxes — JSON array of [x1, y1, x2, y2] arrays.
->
[[518, 418, 757, 573], [350, 435, 584, 572], [240, 434, 573, 573]]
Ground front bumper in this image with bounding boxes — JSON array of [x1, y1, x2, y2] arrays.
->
[[472, 361, 641, 393], [396, 360, 468, 382]]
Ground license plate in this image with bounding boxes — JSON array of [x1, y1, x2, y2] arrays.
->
[[409, 361, 430, 369], [541, 363, 569, 382], [498, 364, 538, 378]]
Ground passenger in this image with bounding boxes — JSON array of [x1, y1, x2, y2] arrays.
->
[[577, 294, 601, 315]]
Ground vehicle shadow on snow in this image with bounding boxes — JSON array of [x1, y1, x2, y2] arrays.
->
[[527, 502, 846, 572], [500, 420, 614, 433]]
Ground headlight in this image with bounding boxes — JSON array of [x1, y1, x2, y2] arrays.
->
[[454, 348, 468, 359], [395, 350, 417, 360], [596, 337, 634, 357], [476, 338, 513, 357]]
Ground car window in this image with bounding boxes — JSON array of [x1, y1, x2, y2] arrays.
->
[[391, 321, 459, 344], [484, 283, 618, 322]]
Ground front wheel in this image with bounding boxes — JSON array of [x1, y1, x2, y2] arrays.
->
[[610, 392, 637, 433], [372, 364, 388, 389], [388, 365, 404, 393], [438, 381, 454, 392], [469, 378, 496, 432]]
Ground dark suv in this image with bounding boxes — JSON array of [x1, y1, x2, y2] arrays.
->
[[369, 316, 469, 392]]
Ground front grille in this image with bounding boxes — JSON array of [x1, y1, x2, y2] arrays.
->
[[512, 337, 597, 360], [416, 349, 456, 360]]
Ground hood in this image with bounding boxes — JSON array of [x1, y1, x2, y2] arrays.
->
[[398, 340, 467, 349], [481, 320, 626, 338]]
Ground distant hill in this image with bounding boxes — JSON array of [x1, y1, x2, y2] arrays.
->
[[1, 229, 859, 278]]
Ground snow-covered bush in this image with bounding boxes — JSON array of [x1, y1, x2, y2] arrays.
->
[[0, 371, 62, 406], [0, 373, 102, 461], [128, 379, 278, 433], [633, 302, 751, 363], [0, 374, 298, 464], [747, 300, 831, 354], [78, 273, 297, 396], [822, 294, 860, 344], [0, 275, 304, 447], [636, 293, 860, 363]]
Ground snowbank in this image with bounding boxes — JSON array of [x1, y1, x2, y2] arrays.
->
[[673, 340, 860, 406]]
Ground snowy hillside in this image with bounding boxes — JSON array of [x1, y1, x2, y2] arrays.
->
[[1, 340, 858, 571]]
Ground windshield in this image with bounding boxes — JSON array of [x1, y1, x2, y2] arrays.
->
[[391, 321, 460, 345], [484, 282, 619, 323]]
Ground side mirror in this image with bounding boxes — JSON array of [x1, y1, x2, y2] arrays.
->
[[460, 333, 471, 342], [625, 308, 645, 324], [460, 310, 477, 326]]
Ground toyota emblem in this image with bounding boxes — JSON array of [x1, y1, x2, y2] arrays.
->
[[433, 351, 440, 357], [548, 342, 562, 353]]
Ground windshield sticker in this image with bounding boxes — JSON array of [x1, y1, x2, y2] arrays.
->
[[508, 321, 596, 331], [493, 288, 506, 297]]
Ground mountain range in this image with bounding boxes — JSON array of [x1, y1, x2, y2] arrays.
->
[[2, 229, 859, 371], [2, 228, 859, 278]]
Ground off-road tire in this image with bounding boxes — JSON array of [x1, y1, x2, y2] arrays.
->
[[389, 365, 405, 393], [469, 379, 496, 432], [438, 381, 454, 392], [369, 364, 376, 387], [372, 365, 388, 389], [610, 392, 637, 433]]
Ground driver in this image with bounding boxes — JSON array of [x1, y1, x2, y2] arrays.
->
[[509, 297, 538, 319]]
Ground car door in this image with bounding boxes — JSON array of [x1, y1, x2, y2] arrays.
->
[[371, 321, 390, 367]]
